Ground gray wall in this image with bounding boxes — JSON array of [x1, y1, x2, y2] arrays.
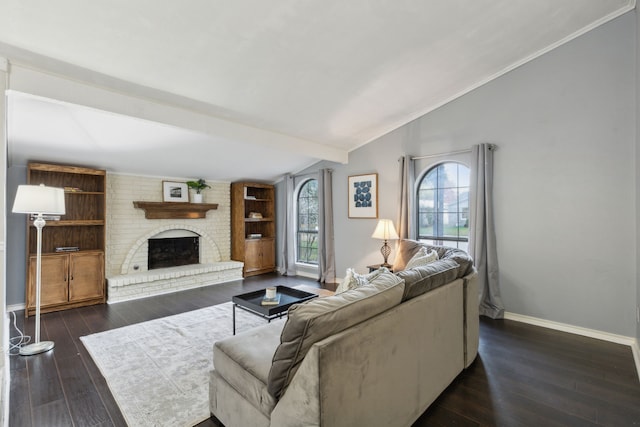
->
[[293, 12, 637, 337], [6, 166, 26, 306]]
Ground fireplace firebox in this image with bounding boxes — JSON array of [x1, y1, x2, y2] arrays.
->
[[148, 236, 199, 270]]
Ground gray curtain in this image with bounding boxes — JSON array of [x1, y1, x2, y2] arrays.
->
[[469, 143, 504, 319], [397, 155, 416, 240], [317, 169, 336, 283], [281, 174, 296, 276]]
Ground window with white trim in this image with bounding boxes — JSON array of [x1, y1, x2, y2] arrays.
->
[[296, 179, 318, 264], [416, 162, 470, 251]]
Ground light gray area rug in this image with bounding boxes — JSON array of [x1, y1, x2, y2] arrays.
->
[[81, 302, 277, 427]]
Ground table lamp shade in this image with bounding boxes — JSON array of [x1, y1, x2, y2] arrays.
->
[[13, 184, 66, 215], [371, 219, 399, 240]]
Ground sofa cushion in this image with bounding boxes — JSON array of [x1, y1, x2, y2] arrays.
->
[[213, 320, 284, 416], [438, 247, 474, 277], [392, 239, 474, 277], [267, 271, 405, 399], [404, 246, 438, 269], [396, 259, 460, 301]]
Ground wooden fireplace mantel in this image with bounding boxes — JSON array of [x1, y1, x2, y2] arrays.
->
[[133, 201, 218, 219]]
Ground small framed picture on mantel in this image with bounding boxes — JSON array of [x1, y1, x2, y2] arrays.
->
[[162, 181, 189, 202], [348, 173, 378, 218]]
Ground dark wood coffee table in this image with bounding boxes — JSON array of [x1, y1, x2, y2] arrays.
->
[[231, 285, 318, 334]]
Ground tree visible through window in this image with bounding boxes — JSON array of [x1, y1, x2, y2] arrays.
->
[[297, 179, 318, 264], [417, 162, 470, 250]]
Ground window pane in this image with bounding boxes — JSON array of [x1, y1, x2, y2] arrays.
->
[[458, 188, 469, 211], [458, 213, 469, 237], [441, 163, 459, 188], [417, 189, 435, 208], [459, 166, 470, 187], [420, 169, 438, 190]]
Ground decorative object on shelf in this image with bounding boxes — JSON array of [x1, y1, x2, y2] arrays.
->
[[248, 212, 263, 219], [55, 246, 80, 252], [163, 181, 189, 202], [248, 233, 262, 239], [13, 184, 66, 356], [186, 178, 211, 203], [348, 173, 378, 218], [371, 219, 399, 267]]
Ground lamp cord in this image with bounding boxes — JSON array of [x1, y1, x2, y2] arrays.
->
[[8, 311, 31, 356]]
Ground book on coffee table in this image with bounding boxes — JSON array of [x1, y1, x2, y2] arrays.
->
[[261, 294, 281, 306]]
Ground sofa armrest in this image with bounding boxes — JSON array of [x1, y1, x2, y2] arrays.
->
[[270, 346, 322, 427]]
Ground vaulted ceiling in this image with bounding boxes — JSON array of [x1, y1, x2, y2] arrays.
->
[[0, 0, 634, 181]]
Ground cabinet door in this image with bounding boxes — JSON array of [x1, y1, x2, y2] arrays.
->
[[244, 239, 262, 273], [28, 254, 69, 309], [69, 252, 105, 302], [260, 238, 275, 269]]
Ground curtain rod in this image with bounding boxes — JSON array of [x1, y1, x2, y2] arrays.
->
[[287, 169, 334, 180], [410, 144, 496, 161]]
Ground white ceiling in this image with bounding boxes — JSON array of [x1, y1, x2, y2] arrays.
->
[[0, 0, 634, 181]]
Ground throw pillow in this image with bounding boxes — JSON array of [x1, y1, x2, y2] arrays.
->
[[404, 246, 438, 269], [334, 267, 388, 294], [391, 239, 424, 271]]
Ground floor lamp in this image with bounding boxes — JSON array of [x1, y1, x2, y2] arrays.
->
[[12, 184, 66, 356]]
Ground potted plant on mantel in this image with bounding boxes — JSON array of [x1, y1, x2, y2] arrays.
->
[[186, 178, 211, 203]]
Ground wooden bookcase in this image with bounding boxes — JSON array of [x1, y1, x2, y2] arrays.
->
[[24, 162, 106, 316], [231, 182, 275, 277]]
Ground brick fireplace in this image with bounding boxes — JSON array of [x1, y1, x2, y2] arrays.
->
[[105, 174, 242, 302]]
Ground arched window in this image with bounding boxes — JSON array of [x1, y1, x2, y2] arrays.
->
[[296, 179, 318, 264], [417, 162, 470, 250]]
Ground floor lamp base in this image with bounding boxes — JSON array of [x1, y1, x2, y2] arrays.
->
[[19, 340, 54, 356]]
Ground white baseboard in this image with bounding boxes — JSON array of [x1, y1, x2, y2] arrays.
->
[[6, 304, 25, 313], [632, 339, 640, 383], [3, 312, 9, 427], [504, 312, 640, 382]]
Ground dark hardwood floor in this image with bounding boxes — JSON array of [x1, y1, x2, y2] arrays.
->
[[8, 273, 640, 426]]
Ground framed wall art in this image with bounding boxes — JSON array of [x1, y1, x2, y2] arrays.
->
[[348, 173, 378, 218], [162, 181, 189, 202]]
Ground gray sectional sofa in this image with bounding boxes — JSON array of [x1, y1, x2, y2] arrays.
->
[[209, 242, 479, 427]]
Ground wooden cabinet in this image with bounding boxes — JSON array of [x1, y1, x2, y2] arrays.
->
[[27, 251, 104, 312], [231, 182, 276, 277], [244, 238, 275, 274], [25, 163, 107, 316]]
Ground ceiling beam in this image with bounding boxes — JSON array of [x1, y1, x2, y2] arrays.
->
[[4, 50, 348, 164]]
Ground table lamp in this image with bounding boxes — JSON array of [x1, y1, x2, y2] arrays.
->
[[13, 184, 66, 356], [371, 219, 399, 267]]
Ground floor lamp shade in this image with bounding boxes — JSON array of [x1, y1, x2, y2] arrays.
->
[[12, 184, 66, 215], [13, 184, 66, 356]]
